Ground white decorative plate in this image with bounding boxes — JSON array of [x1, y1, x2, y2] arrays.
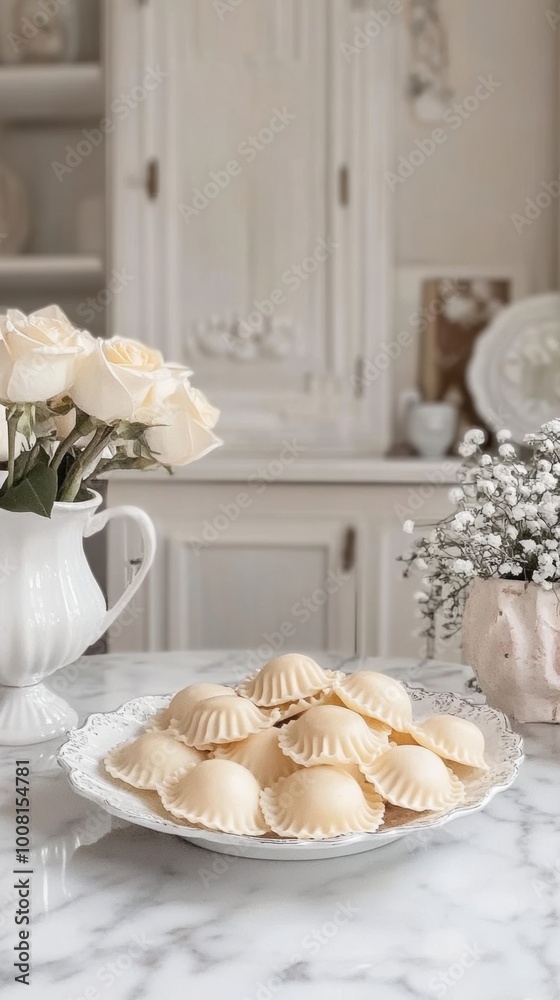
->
[[467, 293, 560, 444], [57, 687, 524, 861]]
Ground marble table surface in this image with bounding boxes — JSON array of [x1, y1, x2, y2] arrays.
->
[[1, 652, 559, 1000]]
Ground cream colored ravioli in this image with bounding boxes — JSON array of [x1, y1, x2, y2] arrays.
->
[[335, 671, 414, 731], [237, 654, 338, 707], [177, 694, 273, 748], [159, 758, 269, 835], [104, 730, 204, 790], [278, 704, 389, 767], [411, 714, 488, 769], [150, 683, 236, 730], [365, 744, 466, 812], [213, 728, 300, 786], [260, 765, 385, 840]]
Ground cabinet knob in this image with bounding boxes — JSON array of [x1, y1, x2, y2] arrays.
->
[[342, 527, 357, 572], [145, 159, 159, 200]]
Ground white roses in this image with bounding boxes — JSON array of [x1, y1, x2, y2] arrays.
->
[[136, 375, 221, 467], [70, 337, 167, 424], [0, 306, 91, 404], [0, 305, 221, 512]]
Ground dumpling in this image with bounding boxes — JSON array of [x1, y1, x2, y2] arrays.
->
[[104, 730, 204, 790], [335, 671, 413, 731], [277, 705, 389, 767], [260, 765, 385, 839], [412, 714, 488, 769], [159, 758, 269, 835], [213, 728, 300, 786], [176, 694, 273, 748], [365, 745, 465, 812], [237, 654, 338, 707], [150, 683, 236, 730]]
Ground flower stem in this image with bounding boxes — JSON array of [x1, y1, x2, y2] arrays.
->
[[50, 413, 95, 473], [6, 412, 19, 490], [19, 440, 41, 482], [58, 427, 114, 503]]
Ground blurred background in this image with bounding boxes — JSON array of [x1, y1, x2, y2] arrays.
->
[[0, 0, 558, 660]]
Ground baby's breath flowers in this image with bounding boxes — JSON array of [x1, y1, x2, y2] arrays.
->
[[401, 421, 560, 642]]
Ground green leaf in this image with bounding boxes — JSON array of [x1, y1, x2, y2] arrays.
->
[[97, 455, 158, 473], [0, 460, 58, 517]]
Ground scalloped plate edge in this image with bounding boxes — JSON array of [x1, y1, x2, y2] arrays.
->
[[56, 687, 524, 859]]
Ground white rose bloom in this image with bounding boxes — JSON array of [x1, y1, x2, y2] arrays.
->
[[0, 306, 92, 403], [497, 429, 512, 442], [135, 372, 221, 467], [70, 336, 166, 423], [458, 441, 476, 457], [402, 519, 415, 534]]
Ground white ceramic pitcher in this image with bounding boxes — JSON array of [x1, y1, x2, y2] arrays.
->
[[0, 491, 156, 745]]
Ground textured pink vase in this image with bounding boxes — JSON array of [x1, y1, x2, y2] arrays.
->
[[462, 578, 560, 723]]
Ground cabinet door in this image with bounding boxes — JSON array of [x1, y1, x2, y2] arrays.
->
[[108, 0, 395, 454], [108, 504, 357, 655]]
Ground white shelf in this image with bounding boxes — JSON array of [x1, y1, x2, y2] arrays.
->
[[0, 64, 104, 121], [0, 255, 104, 289]]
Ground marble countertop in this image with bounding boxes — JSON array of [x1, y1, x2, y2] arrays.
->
[[1, 652, 559, 1000]]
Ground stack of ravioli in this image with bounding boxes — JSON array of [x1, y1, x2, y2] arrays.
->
[[104, 654, 489, 841]]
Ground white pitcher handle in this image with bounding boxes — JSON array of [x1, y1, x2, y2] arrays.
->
[[84, 505, 157, 632]]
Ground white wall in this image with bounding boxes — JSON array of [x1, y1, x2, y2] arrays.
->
[[389, 0, 558, 440], [394, 0, 558, 281]]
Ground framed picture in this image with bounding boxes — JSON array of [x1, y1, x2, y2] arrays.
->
[[395, 266, 528, 441]]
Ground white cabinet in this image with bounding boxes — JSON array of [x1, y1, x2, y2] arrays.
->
[[107, 479, 358, 654], [107, 0, 395, 455], [107, 469, 459, 661]]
